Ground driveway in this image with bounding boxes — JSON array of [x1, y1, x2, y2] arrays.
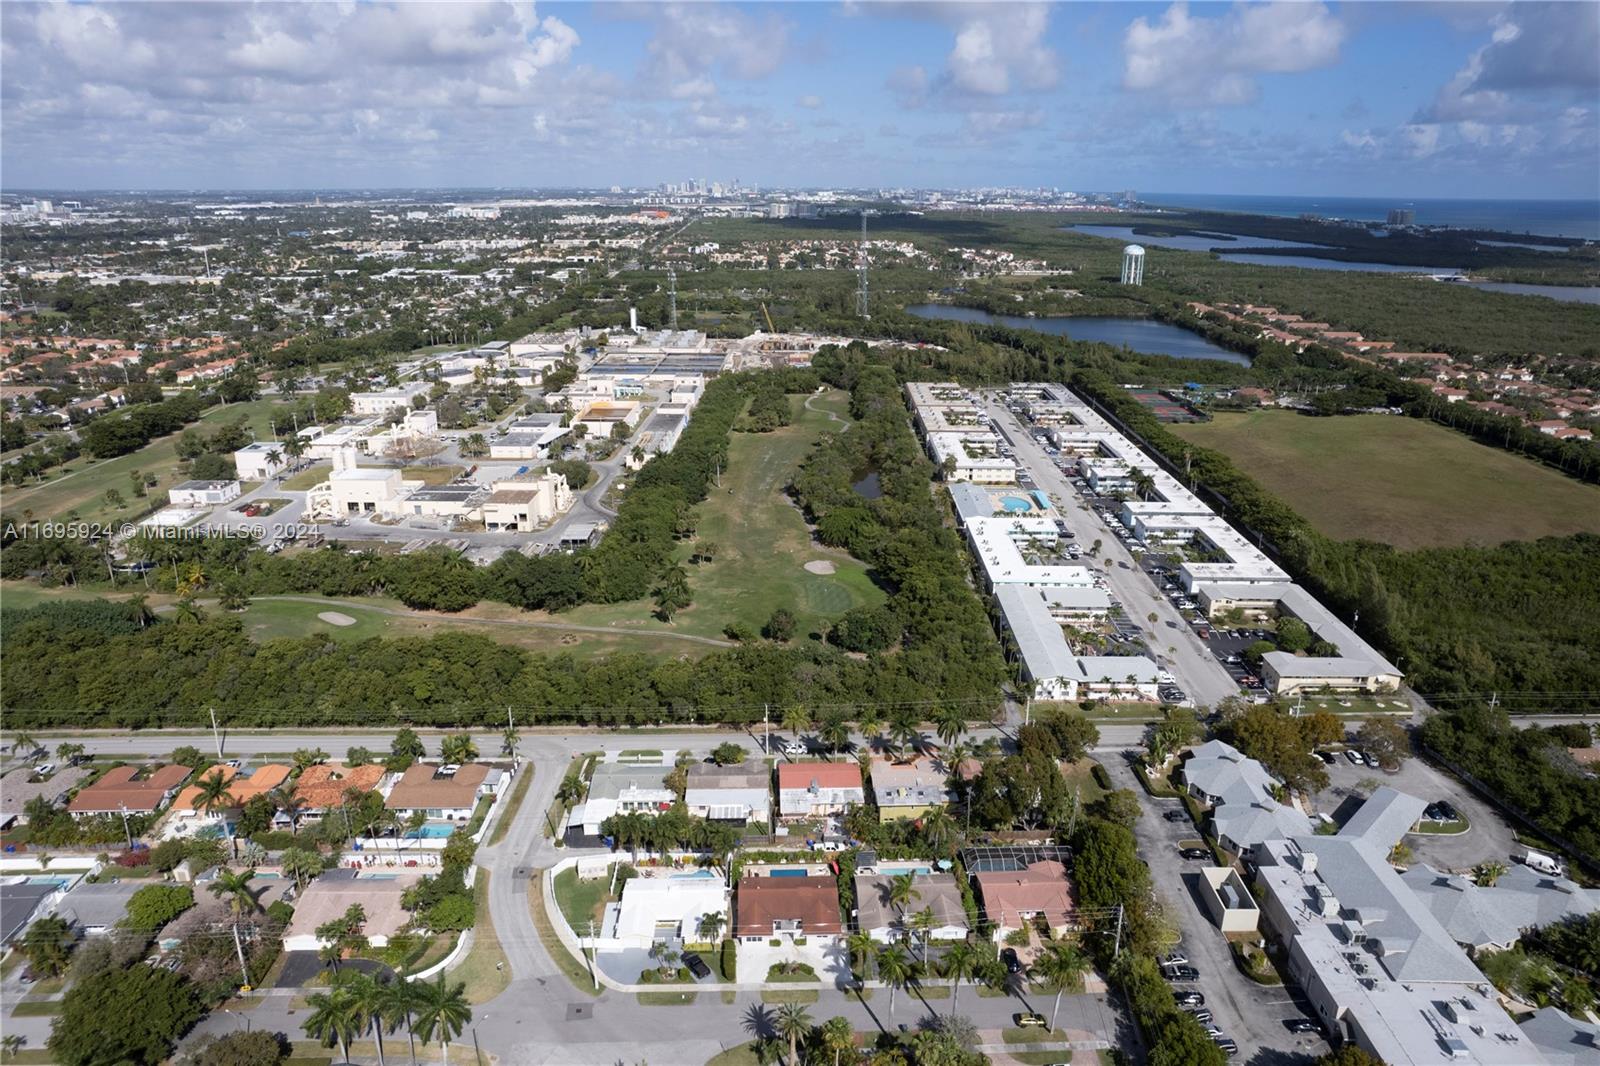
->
[[1308, 754, 1516, 872], [1102, 757, 1329, 1064], [274, 951, 391, 988], [735, 936, 853, 989]]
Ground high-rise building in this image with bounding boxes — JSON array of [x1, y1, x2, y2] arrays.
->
[[1386, 208, 1416, 226]]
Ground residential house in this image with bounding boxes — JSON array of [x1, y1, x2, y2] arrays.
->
[[384, 763, 505, 823], [290, 763, 388, 824], [854, 871, 969, 943], [972, 860, 1075, 938], [733, 875, 843, 943], [606, 876, 730, 947], [0, 880, 63, 946], [58, 882, 143, 936], [170, 763, 292, 827], [68, 765, 192, 819], [282, 869, 410, 952], [684, 763, 772, 826], [777, 762, 864, 819], [565, 762, 676, 842], [869, 757, 952, 821], [1180, 740, 1312, 854], [0, 766, 91, 830]]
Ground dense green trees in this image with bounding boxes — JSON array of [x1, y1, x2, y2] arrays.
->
[[49, 965, 202, 1066], [1422, 707, 1600, 860]]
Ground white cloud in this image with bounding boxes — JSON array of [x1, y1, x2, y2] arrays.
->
[[1123, 2, 1345, 107], [858, 3, 1059, 100], [797, 94, 822, 110]]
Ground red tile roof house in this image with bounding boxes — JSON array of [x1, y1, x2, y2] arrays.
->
[[734, 875, 844, 943], [67, 765, 192, 819], [973, 860, 1076, 938], [777, 762, 864, 818]]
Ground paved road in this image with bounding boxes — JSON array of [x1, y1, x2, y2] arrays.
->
[[1102, 757, 1328, 1065], [982, 396, 1241, 710]]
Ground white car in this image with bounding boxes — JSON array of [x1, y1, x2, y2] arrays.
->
[[781, 739, 807, 757], [32, 763, 55, 777], [1344, 750, 1365, 765]]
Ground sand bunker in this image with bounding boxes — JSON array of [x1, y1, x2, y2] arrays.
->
[[318, 611, 357, 627], [803, 560, 837, 575]]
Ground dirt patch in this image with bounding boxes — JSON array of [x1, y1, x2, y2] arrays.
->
[[317, 611, 357, 627], [803, 560, 836, 575]]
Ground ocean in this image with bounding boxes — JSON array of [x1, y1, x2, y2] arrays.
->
[[1138, 193, 1600, 241]]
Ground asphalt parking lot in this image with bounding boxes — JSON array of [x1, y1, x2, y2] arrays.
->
[[1309, 755, 1518, 872], [1103, 758, 1330, 1064]]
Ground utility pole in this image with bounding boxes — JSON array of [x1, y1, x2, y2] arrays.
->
[[587, 920, 599, 990], [118, 804, 134, 851], [232, 922, 251, 989], [472, 1028, 484, 1066], [1113, 903, 1125, 959], [210, 707, 223, 759], [667, 267, 678, 331], [763, 703, 770, 755]]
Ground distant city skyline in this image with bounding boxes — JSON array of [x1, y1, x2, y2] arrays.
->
[[2, 1, 1597, 198]]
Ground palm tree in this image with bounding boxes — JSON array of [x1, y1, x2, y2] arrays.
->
[[845, 930, 877, 988], [941, 941, 979, 1013], [21, 916, 74, 977], [340, 971, 392, 1066], [280, 846, 324, 892], [194, 770, 238, 822], [819, 714, 851, 760], [8, 733, 38, 758], [920, 807, 958, 858], [856, 709, 883, 753], [933, 706, 968, 750], [381, 977, 426, 1066], [887, 710, 921, 762], [1, 1034, 25, 1061], [208, 867, 262, 985], [440, 733, 477, 764], [780, 705, 811, 746], [774, 1002, 813, 1066], [500, 726, 520, 759], [910, 908, 937, 964], [696, 912, 725, 943], [412, 975, 471, 1066], [877, 945, 914, 1019], [819, 1016, 853, 1066], [304, 987, 361, 1065], [887, 873, 922, 925], [1033, 943, 1090, 1033]]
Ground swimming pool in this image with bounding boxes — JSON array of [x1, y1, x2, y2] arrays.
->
[[769, 869, 809, 878], [405, 823, 458, 839], [999, 495, 1034, 512], [673, 869, 718, 879]]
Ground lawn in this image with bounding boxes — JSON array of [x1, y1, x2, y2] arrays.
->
[[1171, 410, 1600, 550], [526, 390, 886, 642], [528, 875, 600, 995], [279, 463, 332, 491], [453, 873, 510, 1004], [1, 399, 288, 526], [552, 867, 615, 934], [1060, 759, 1110, 805], [487, 763, 535, 847]]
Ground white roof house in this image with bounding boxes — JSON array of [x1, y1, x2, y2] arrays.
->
[[1402, 862, 1600, 953], [605, 876, 729, 947], [1519, 1007, 1600, 1065], [1182, 740, 1311, 853], [684, 764, 771, 826]]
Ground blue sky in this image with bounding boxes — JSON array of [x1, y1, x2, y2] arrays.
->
[[2, 1, 1597, 198]]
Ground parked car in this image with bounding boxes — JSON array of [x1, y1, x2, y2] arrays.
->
[[1180, 848, 1211, 860], [1175, 991, 1205, 1007], [1284, 1019, 1319, 1034], [1014, 1013, 1047, 1028], [1186, 1009, 1214, 1024], [1215, 1038, 1238, 1057], [1163, 965, 1200, 981], [1164, 809, 1189, 822], [682, 953, 711, 979], [31, 763, 55, 777], [1161, 952, 1189, 967], [1344, 750, 1365, 765], [1315, 751, 1337, 765], [1001, 948, 1022, 974], [781, 739, 807, 757], [1435, 801, 1459, 820]]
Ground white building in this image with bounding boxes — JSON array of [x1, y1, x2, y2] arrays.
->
[[604, 876, 730, 948], [169, 480, 241, 507], [349, 381, 432, 417], [481, 472, 573, 531], [234, 442, 290, 481]]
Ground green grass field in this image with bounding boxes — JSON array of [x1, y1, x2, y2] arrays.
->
[[1, 399, 289, 526], [541, 390, 886, 640], [1172, 410, 1600, 550]]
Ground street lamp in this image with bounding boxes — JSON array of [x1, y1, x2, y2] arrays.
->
[[223, 1008, 251, 1033]]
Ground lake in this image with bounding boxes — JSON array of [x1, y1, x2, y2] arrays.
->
[[1063, 223, 1327, 252], [1217, 253, 1463, 274], [1476, 239, 1570, 253], [1457, 282, 1600, 306], [852, 470, 883, 499], [907, 304, 1250, 366]]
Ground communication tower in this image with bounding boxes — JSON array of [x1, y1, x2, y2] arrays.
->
[[857, 210, 870, 319]]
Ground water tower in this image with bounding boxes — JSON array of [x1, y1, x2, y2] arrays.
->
[[1121, 244, 1146, 286]]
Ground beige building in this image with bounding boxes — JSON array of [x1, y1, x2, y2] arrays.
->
[[572, 400, 642, 438], [481, 472, 574, 531]]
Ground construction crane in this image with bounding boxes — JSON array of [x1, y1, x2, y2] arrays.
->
[[760, 302, 776, 333]]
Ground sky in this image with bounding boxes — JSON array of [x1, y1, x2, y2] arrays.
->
[[2, 1, 1598, 199]]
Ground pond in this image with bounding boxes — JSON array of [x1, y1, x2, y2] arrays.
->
[[852, 470, 883, 499], [1216, 253, 1463, 274], [906, 304, 1251, 366], [1063, 223, 1328, 252], [1455, 282, 1600, 306]]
